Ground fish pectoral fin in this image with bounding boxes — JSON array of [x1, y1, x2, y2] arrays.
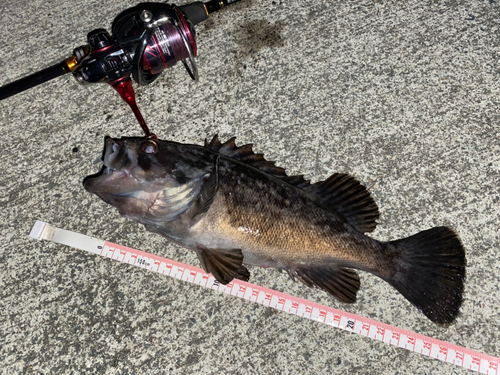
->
[[196, 245, 250, 284], [287, 266, 360, 303]]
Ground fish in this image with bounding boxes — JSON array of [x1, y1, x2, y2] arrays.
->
[[83, 135, 466, 324]]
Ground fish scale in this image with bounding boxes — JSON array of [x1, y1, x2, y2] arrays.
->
[[200, 158, 384, 268]]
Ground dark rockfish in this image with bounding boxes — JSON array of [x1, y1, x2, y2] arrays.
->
[[83, 136, 466, 324]]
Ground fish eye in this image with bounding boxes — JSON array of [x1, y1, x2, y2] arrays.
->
[[140, 140, 159, 154]]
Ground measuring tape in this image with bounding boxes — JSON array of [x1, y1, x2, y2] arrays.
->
[[29, 220, 498, 374]]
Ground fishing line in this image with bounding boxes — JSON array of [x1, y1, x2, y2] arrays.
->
[[29, 220, 499, 374]]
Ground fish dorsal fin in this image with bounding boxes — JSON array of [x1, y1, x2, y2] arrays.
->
[[205, 136, 378, 232], [205, 135, 310, 188], [305, 173, 380, 233]]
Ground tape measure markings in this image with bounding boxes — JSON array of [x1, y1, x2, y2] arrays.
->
[[29, 221, 499, 374]]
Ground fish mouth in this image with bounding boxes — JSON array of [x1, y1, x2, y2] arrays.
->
[[83, 137, 135, 194], [102, 137, 125, 171]]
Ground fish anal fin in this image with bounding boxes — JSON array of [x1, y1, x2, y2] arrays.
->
[[288, 266, 360, 303], [306, 173, 380, 233], [196, 245, 249, 285]]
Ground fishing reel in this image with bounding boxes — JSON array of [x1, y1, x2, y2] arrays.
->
[[0, 0, 240, 137]]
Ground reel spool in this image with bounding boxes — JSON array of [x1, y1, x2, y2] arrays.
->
[[141, 7, 198, 80]]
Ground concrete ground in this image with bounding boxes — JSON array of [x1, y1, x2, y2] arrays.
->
[[1, 0, 499, 374]]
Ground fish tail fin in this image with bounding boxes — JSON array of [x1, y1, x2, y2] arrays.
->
[[385, 227, 466, 325]]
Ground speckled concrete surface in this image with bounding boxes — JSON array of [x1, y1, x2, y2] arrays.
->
[[0, 0, 499, 374]]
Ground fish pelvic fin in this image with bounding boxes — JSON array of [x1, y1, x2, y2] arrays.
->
[[287, 266, 360, 303], [196, 245, 250, 285], [385, 227, 466, 325]]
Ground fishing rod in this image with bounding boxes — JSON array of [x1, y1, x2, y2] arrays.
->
[[0, 0, 241, 138]]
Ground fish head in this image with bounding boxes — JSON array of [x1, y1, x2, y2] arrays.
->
[[84, 136, 214, 222], [83, 136, 191, 219]]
